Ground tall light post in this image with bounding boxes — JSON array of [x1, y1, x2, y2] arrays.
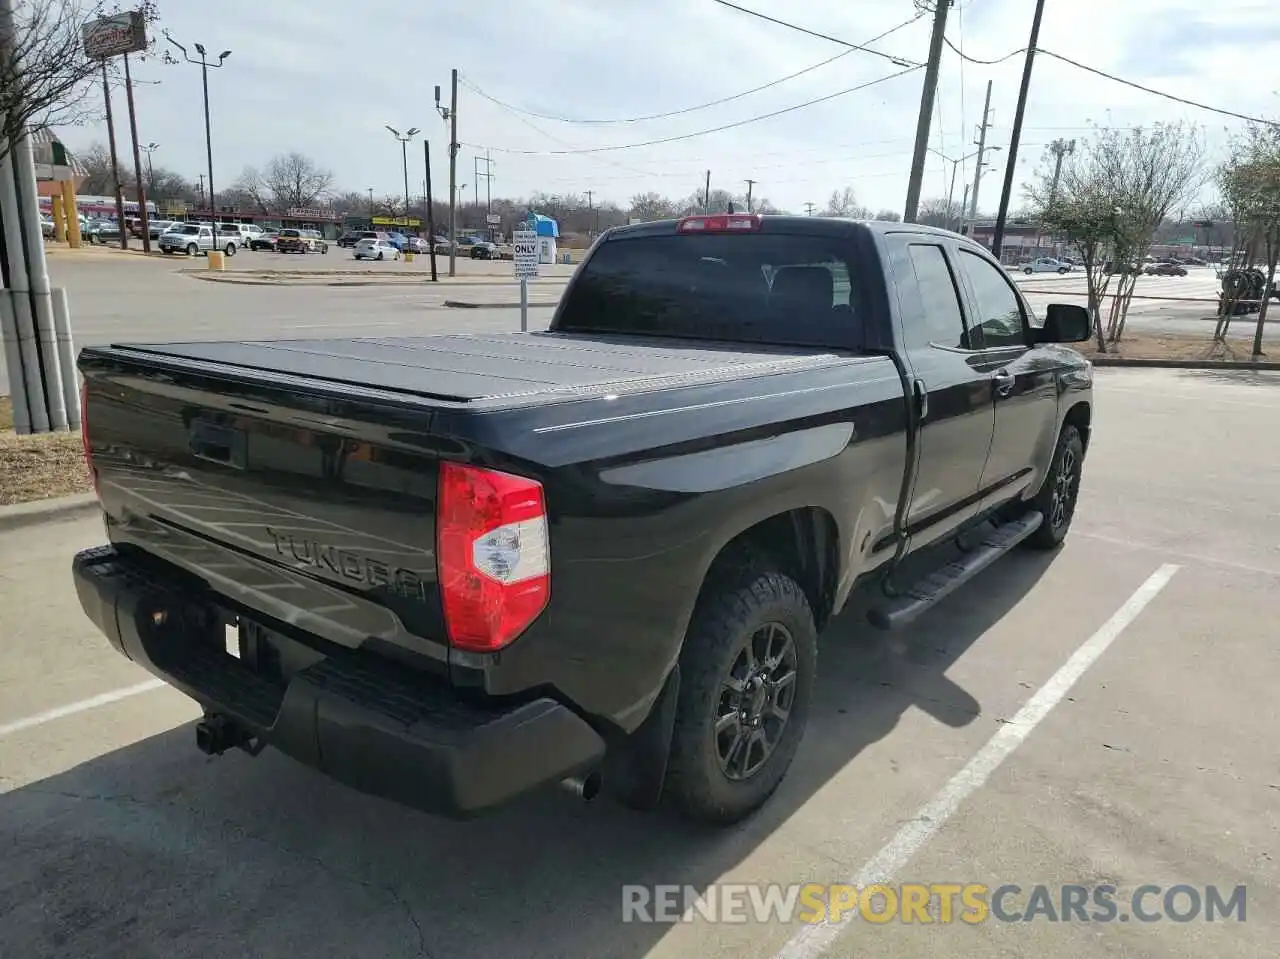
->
[[166, 36, 230, 250], [385, 126, 419, 227], [929, 146, 999, 232], [142, 141, 158, 194]]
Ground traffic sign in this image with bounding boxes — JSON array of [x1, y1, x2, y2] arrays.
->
[[513, 229, 539, 279], [486, 213, 501, 225]]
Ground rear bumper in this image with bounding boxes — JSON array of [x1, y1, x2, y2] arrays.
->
[[72, 545, 607, 818]]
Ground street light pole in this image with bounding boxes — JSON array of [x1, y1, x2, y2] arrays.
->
[[385, 126, 420, 229], [928, 147, 992, 231], [167, 36, 230, 252], [435, 70, 458, 277], [142, 142, 158, 193]]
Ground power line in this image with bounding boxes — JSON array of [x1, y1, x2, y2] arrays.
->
[[1036, 49, 1279, 126], [709, 0, 920, 67], [942, 36, 1278, 126], [462, 65, 922, 156], [942, 35, 1025, 66], [459, 13, 924, 126]]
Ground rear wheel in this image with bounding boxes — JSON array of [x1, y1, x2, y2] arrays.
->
[[186, 243, 198, 256], [1024, 266, 1033, 274], [664, 565, 816, 825], [1023, 423, 1085, 550], [376, 251, 384, 260], [225, 243, 236, 256]]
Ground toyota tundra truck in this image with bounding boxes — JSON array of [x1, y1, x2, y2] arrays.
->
[[72, 215, 1094, 825]]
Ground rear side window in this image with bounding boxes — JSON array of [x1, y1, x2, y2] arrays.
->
[[555, 232, 863, 348], [905, 244, 969, 350]]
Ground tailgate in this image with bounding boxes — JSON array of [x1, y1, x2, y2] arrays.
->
[[80, 353, 451, 669]]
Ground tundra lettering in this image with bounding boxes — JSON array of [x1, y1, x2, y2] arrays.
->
[[264, 527, 428, 601]]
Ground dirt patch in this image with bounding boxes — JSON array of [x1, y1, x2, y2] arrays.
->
[[1074, 334, 1264, 363], [0, 396, 92, 506]]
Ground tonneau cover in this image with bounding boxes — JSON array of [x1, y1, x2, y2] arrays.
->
[[108, 331, 852, 404]]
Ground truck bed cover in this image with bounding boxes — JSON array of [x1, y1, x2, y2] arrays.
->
[[99, 332, 855, 406]]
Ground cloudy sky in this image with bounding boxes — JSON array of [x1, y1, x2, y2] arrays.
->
[[65, 0, 1280, 216]]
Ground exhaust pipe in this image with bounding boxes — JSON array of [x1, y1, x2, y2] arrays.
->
[[560, 770, 603, 802]]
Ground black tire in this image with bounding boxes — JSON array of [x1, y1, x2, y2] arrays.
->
[[186, 243, 198, 256], [1023, 267, 1033, 274], [225, 243, 236, 256], [1023, 423, 1085, 550], [664, 566, 816, 826], [376, 251, 384, 261]]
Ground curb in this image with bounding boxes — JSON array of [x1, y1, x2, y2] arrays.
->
[[0, 492, 99, 533], [186, 273, 570, 290], [443, 300, 559, 310], [1088, 357, 1280, 370]]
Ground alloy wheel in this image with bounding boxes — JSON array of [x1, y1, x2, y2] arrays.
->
[[714, 621, 799, 782]]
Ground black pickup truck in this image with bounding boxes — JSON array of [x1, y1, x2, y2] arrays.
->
[[73, 215, 1094, 826]]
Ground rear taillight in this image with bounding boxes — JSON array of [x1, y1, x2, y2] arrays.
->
[[437, 462, 550, 653], [676, 213, 761, 233], [80, 381, 98, 496]]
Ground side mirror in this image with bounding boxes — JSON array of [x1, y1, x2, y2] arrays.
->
[[1039, 303, 1092, 343]]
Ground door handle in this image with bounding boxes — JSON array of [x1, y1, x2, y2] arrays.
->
[[912, 378, 928, 421], [993, 369, 1016, 397]]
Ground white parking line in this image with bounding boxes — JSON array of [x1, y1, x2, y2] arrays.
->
[[772, 563, 1181, 959], [0, 679, 166, 740]]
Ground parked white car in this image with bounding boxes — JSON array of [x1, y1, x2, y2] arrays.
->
[[158, 223, 238, 256], [1022, 257, 1072, 274], [353, 238, 401, 261], [237, 223, 266, 244]]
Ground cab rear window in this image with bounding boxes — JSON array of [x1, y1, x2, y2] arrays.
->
[[555, 232, 863, 348]]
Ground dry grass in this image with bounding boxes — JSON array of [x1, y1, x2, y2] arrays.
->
[[1073, 333, 1263, 363], [0, 395, 93, 506]]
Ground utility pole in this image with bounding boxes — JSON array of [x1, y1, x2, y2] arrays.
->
[[744, 179, 756, 214], [991, 0, 1048, 262], [101, 64, 127, 248], [804, 201, 816, 216], [122, 54, 151, 252], [449, 69, 459, 276], [903, 0, 951, 224], [485, 150, 493, 213], [966, 79, 994, 229], [704, 170, 711, 213], [1047, 137, 1076, 204], [423, 140, 438, 282]]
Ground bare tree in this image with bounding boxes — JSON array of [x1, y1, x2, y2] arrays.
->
[[1028, 166, 1124, 352], [262, 151, 332, 209], [1028, 123, 1206, 347], [874, 209, 902, 222], [0, 0, 117, 162], [1095, 124, 1207, 342], [231, 166, 271, 213], [627, 192, 677, 222], [916, 196, 964, 229], [1217, 124, 1280, 356], [823, 187, 871, 218]]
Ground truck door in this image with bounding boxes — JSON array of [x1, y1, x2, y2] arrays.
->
[[952, 248, 1060, 501], [889, 238, 996, 549]]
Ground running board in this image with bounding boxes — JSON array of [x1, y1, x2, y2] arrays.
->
[[867, 512, 1044, 631]]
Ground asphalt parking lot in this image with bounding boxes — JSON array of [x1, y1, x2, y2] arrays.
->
[[1, 366, 1277, 958]]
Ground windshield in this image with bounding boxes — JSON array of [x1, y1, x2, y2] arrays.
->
[[555, 231, 862, 348]]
